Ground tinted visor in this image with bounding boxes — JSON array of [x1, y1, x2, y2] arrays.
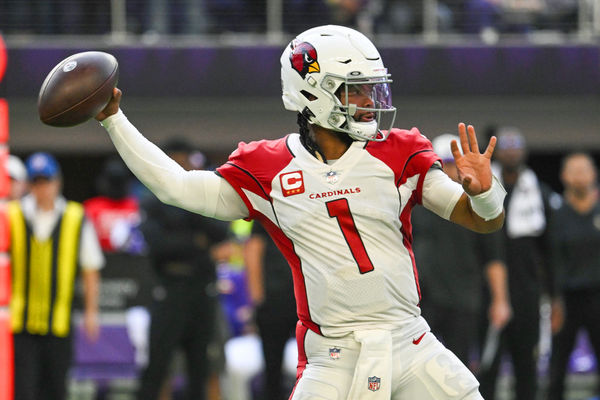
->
[[341, 80, 393, 111], [325, 72, 397, 141]]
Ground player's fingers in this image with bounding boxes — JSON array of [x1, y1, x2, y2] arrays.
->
[[467, 125, 479, 153], [450, 139, 462, 160], [95, 88, 121, 120], [458, 123, 470, 153], [108, 89, 122, 109], [483, 136, 497, 159]]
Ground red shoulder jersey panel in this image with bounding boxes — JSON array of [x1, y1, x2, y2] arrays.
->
[[365, 128, 440, 205], [216, 136, 294, 220]]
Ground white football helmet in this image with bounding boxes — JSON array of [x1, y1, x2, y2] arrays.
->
[[281, 25, 396, 141]]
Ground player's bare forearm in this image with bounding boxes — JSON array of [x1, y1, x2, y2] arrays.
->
[[450, 193, 505, 233]]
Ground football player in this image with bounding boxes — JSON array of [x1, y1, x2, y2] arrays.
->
[[96, 25, 505, 400]]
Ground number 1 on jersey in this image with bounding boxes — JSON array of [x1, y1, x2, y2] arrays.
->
[[326, 198, 375, 274]]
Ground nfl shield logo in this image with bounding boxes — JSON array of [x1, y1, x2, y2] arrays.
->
[[326, 170, 339, 184], [368, 376, 381, 392], [329, 347, 341, 360]]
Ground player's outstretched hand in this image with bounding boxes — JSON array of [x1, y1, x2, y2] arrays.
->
[[450, 123, 496, 196], [95, 87, 122, 121]]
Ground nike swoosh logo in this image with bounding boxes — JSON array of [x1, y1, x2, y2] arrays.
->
[[412, 332, 426, 345]]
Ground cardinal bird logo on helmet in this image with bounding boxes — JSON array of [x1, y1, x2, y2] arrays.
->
[[289, 41, 320, 79]]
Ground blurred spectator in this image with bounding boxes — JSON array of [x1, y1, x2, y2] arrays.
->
[[217, 222, 253, 339], [0, 0, 109, 34], [8, 152, 104, 400], [283, 0, 333, 34], [209, 0, 331, 34], [222, 332, 297, 400], [462, 0, 545, 35], [219, 220, 261, 400], [502, 0, 545, 30], [219, 257, 258, 400], [7, 154, 28, 199], [547, 153, 600, 400], [55, 0, 111, 34], [244, 221, 297, 399], [142, 0, 272, 34], [461, 0, 502, 34], [478, 127, 559, 400], [137, 138, 230, 400], [205, 0, 264, 33], [413, 133, 511, 371], [327, 0, 367, 29], [245, 0, 267, 33], [373, 0, 454, 34], [218, 219, 297, 400], [538, 0, 578, 31], [0, 0, 57, 34], [83, 157, 144, 255], [84, 157, 152, 377], [0, 0, 579, 35], [144, 0, 211, 35]]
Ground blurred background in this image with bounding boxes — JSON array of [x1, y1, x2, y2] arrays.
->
[[0, 1, 599, 399], [0, 0, 599, 199]]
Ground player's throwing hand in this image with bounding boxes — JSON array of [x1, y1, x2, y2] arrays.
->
[[451, 122, 496, 196], [95, 87, 122, 122]]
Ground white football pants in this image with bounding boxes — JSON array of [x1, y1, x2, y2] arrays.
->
[[290, 323, 483, 400]]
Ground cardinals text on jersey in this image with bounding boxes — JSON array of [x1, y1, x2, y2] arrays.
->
[[216, 128, 439, 337]]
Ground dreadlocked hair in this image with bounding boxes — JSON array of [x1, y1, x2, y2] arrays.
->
[[297, 111, 323, 161], [297, 110, 354, 163], [297, 111, 310, 141]]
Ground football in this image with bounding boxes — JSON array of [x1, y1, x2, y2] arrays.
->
[[38, 51, 119, 127]]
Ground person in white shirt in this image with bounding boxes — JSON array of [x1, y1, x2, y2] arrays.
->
[[95, 25, 505, 400]]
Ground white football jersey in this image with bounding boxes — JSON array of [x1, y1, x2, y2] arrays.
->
[[217, 128, 440, 337]]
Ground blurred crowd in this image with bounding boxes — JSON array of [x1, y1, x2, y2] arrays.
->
[[3, 122, 600, 400], [0, 0, 581, 37]]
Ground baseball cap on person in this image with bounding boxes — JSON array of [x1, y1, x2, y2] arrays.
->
[[432, 133, 460, 163], [25, 152, 61, 180], [496, 127, 525, 150]]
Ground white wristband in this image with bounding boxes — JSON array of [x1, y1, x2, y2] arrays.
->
[[468, 175, 506, 221]]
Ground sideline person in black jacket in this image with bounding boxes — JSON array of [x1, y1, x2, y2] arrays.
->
[[547, 153, 600, 400], [137, 138, 230, 400]]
